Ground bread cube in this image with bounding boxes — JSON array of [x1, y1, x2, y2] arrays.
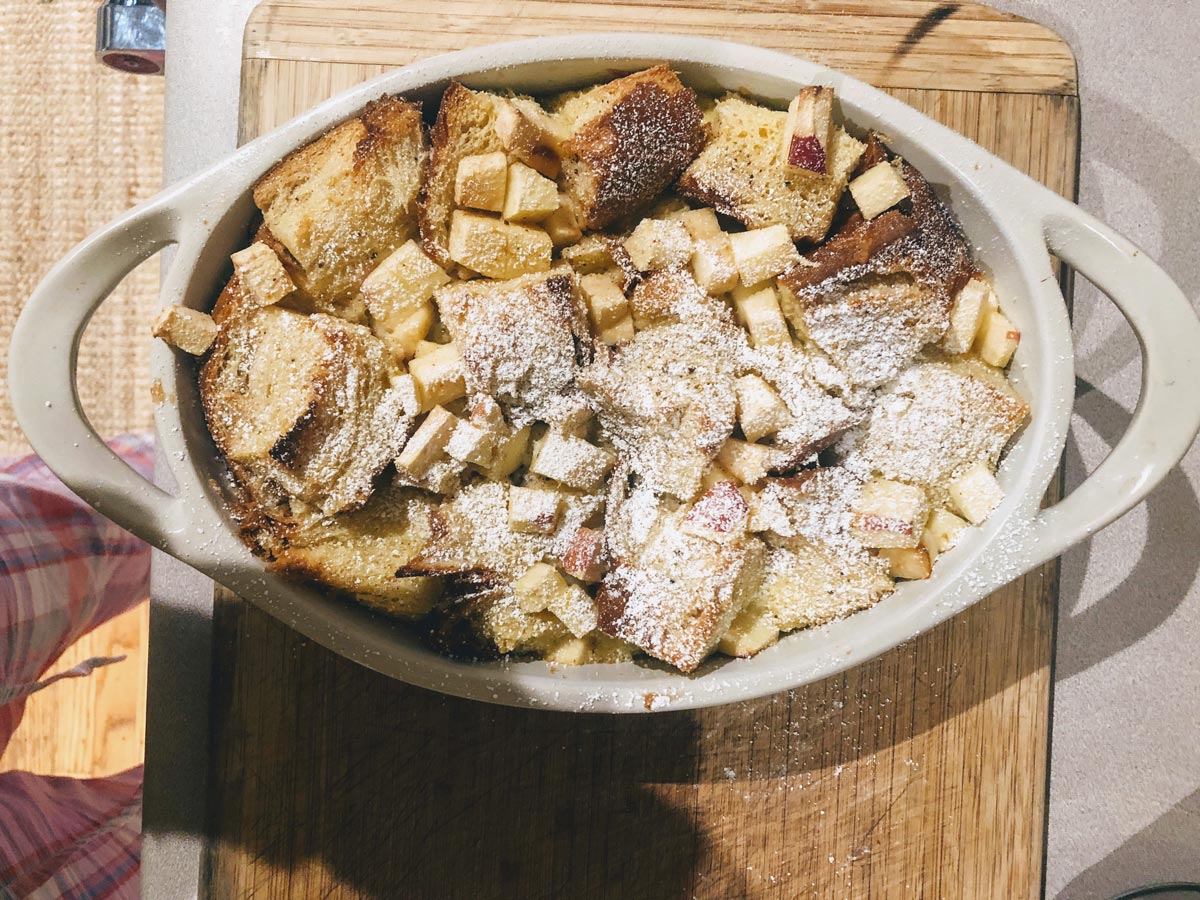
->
[[700, 462, 737, 494], [152, 307, 218, 355], [494, 98, 565, 179], [446, 419, 500, 467], [408, 342, 466, 411], [976, 308, 1021, 368], [669, 206, 723, 241], [942, 275, 993, 355], [879, 546, 933, 580], [396, 405, 458, 477], [560, 526, 607, 583], [733, 284, 791, 348], [728, 225, 802, 286], [850, 478, 931, 549], [447, 210, 552, 279], [848, 161, 911, 220], [781, 86, 836, 176], [735, 374, 793, 442], [717, 602, 780, 657], [528, 432, 616, 491], [597, 315, 636, 345], [716, 438, 774, 485], [360, 240, 450, 332], [454, 151, 508, 213], [389, 372, 421, 417], [485, 424, 531, 481], [230, 242, 295, 306], [507, 485, 563, 535], [557, 398, 594, 438], [380, 303, 435, 361], [542, 196, 583, 246], [948, 462, 1004, 524], [580, 273, 630, 331], [561, 235, 617, 274], [690, 235, 740, 294], [922, 507, 969, 560], [513, 562, 564, 613], [548, 581, 600, 638], [502, 162, 560, 224], [682, 481, 750, 542], [622, 218, 693, 272]]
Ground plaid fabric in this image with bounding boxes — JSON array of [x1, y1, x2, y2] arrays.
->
[[0, 434, 152, 900]]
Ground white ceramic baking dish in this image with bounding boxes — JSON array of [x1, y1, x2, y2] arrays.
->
[[10, 35, 1200, 712]]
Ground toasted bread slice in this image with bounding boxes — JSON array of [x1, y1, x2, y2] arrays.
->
[[596, 506, 766, 671], [434, 266, 590, 424], [579, 320, 741, 500], [838, 358, 1029, 506], [748, 468, 865, 558], [252, 96, 427, 318], [200, 306, 412, 517], [626, 266, 734, 332], [677, 94, 864, 242], [267, 484, 443, 617], [553, 66, 707, 230], [759, 540, 893, 632]]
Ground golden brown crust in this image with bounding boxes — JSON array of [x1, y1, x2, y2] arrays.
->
[[779, 210, 916, 293], [559, 67, 707, 231]]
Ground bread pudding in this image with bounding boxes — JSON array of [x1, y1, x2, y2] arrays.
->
[[154, 67, 1029, 673]]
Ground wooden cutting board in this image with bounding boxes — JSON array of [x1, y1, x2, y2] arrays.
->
[[205, 3, 1077, 897]]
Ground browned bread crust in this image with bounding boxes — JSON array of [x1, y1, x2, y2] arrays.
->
[[556, 66, 707, 230]]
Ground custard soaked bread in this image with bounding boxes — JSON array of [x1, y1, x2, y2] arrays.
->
[[168, 71, 1030, 673]]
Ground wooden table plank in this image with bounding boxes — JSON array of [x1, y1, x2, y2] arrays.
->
[[206, 3, 1077, 897]]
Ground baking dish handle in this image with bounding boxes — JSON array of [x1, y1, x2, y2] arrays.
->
[[1018, 198, 1200, 566], [8, 195, 191, 550]]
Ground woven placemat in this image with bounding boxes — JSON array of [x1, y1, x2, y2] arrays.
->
[[0, 0, 163, 456]]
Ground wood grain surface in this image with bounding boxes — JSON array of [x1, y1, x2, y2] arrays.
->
[[206, 3, 1078, 897]]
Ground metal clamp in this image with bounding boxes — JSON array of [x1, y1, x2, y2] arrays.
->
[[96, 0, 166, 75]]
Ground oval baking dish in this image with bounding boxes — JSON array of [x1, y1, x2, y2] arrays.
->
[[10, 34, 1200, 712]]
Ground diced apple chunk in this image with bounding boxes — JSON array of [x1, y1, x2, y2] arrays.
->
[[379, 303, 435, 362], [485, 424, 531, 481], [669, 206, 723, 241], [152, 306, 217, 355], [230, 242, 295, 306], [454, 151, 508, 213], [542, 195, 582, 246], [716, 438, 775, 486], [948, 463, 1004, 524], [528, 432, 615, 491], [975, 308, 1021, 368], [848, 161, 911, 220], [942, 275, 992, 355], [597, 315, 635, 345], [359, 240, 450, 332], [580, 273, 630, 333], [413, 339, 442, 358], [548, 581, 599, 638], [494, 98, 565, 179], [718, 602, 780, 657], [408, 342, 466, 411], [922, 507, 969, 560], [781, 86, 836, 176], [850, 478, 930, 549], [682, 481, 750, 542], [733, 284, 791, 348], [502, 161, 560, 224], [879, 546, 933, 580], [508, 485, 563, 535], [622, 218, 693, 273], [561, 236, 617, 274], [389, 372, 421, 417], [735, 373, 793, 442], [691, 235, 740, 294], [560, 526, 607, 583], [514, 562, 564, 613], [396, 405, 458, 477], [728, 224, 801, 287], [446, 419, 498, 467], [447, 210, 552, 279]]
